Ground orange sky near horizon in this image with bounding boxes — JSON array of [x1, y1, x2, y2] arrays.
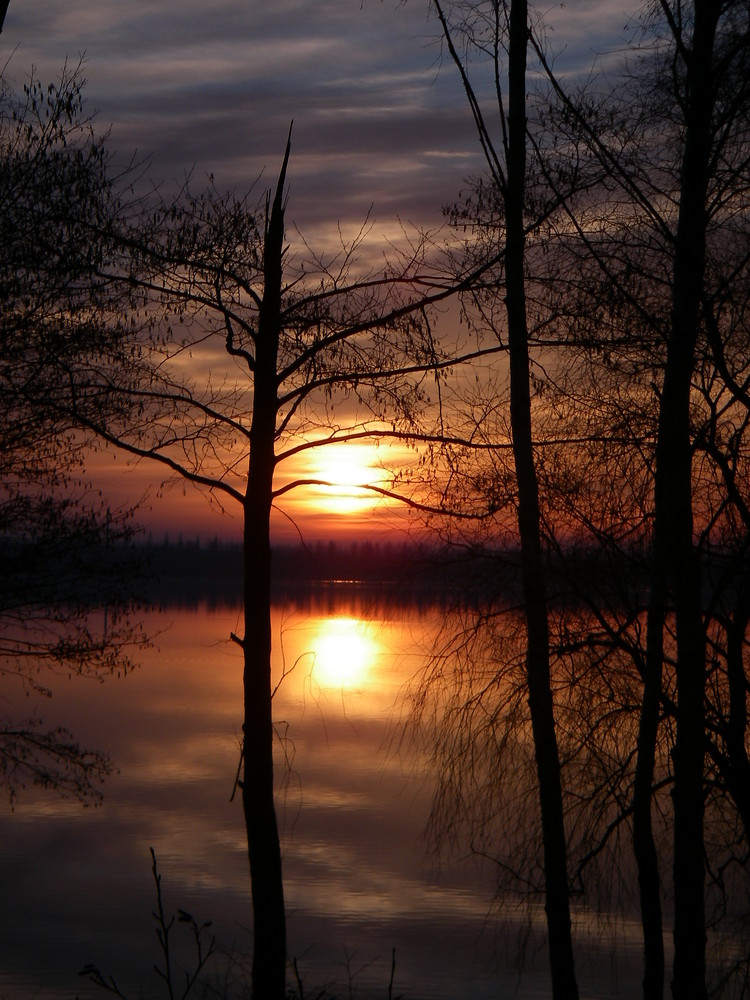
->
[[91, 438, 424, 546], [3, 0, 641, 550]]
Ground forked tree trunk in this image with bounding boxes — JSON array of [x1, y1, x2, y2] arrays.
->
[[504, 2, 578, 996], [241, 138, 291, 1000]]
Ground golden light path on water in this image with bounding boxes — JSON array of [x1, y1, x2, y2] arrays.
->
[[272, 603, 407, 729], [307, 616, 382, 690], [0, 600, 649, 999]]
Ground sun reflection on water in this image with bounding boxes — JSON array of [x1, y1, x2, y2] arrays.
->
[[309, 616, 382, 690]]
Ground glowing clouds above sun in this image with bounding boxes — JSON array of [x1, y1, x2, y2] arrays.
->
[[275, 439, 415, 529], [306, 443, 390, 515]]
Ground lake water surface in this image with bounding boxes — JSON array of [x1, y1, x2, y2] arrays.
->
[[0, 592, 644, 999]]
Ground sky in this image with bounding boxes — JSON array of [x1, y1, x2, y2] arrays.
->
[[1, 0, 640, 543]]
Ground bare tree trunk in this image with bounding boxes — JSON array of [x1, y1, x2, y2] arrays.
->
[[241, 140, 290, 1000], [505, 2, 578, 996], [724, 578, 750, 837], [658, 3, 718, 996], [633, 593, 666, 1000], [243, 497, 285, 1000]]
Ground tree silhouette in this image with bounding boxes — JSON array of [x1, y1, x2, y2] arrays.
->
[[424, 2, 581, 994], [53, 117, 504, 995], [0, 65, 143, 806], [414, 1, 750, 997], [534, 5, 750, 993]]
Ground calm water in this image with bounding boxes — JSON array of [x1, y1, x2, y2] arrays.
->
[[0, 593, 643, 999]]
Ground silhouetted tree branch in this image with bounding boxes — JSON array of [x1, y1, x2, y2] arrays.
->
[[0, 63, 145, 806]]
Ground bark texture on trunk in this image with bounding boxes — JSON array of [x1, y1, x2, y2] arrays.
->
[[505, 3, 578, 997]]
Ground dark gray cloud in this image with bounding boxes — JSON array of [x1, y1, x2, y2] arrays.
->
[[2, 0, 638, 235]]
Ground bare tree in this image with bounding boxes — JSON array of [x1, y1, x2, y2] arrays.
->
[[535, 5, 750, 995], [0, 65, 143, 806], [423, 1, 580, 995], [50, 115, 505, 995], [414, 2, 750, 998]]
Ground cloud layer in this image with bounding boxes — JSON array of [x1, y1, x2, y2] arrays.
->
[[2, 0, 639, 235], [1, 0, 641, 541]]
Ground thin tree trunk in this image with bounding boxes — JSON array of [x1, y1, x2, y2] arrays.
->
[[658, 3, 718, 996], [505, 2, 578, 996], [633, 592, 666, 1000], [241, 139, 291, 1000], [723, 576, 750, 845]]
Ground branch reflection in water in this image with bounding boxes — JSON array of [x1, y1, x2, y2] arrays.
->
[[0, 590, 645, 998], [0, 592, 502, 999]]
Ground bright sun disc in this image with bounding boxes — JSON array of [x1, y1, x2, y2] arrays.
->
[[312, 617, 379, 689], [309, 444, 389, 515]]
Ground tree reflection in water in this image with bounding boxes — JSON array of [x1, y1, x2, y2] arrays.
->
[[0, 593, 652, 999]]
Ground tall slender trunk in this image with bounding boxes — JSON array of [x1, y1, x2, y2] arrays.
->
[[659, 4, 718, 997], [633, 591, 665, 1000], [241, 139, 291, 1000], [505, 3, 578, 996], [723, 578, 750, 838], [243, 483, 285, 1000]]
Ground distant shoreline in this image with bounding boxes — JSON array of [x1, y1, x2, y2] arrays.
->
[[10, 532, 736, 613]]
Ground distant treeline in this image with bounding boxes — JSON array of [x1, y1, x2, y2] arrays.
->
[[136, 536, 515, 609], [3, 530, 527, 610], [13, 529, 736, 613], [1, 527, 144, 611], [133, 536, 656, 610]]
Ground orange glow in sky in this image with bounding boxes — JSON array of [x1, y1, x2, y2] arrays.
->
[[293, 442, 392, 515], [87, 437, 419, 544], [270, 439, 418, 542]]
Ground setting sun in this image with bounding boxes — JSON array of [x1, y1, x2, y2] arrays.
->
[[275, 440, 418, 530], [307, 443, 389, 515]]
